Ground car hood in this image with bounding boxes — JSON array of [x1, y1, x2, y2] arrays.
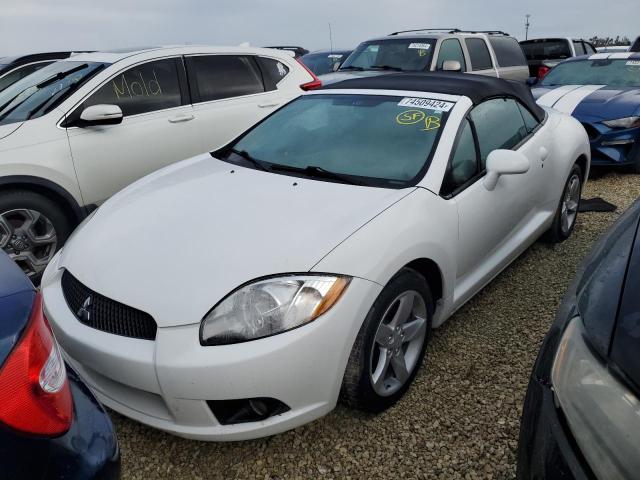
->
[[533, 85, 640, 121], [0, 122, 23, 141], [59, 154, 414, 327], [318, 70, 392, 86]]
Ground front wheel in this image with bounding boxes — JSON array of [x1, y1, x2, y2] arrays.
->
[[0, 190, 71, 282], [543, 164, 582, 243], [340, 268, 433, 413]]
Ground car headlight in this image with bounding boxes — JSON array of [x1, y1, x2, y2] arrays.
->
[[200, 275, 351, 346], [551, 317, 640, 479], [602, 116, 640, 129]]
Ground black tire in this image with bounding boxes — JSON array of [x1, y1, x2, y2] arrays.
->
[[340, 268, 433, 413], [543, 164, 583, 244], [0, 190, 72, 282]]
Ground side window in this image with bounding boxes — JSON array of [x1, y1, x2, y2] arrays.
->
[[437, 39, 467, 71], [573, 41, 586, 56], [488, 37, 527, 67], [517, 102, 540, 134], [0, 62, 52, 92], [470, 98, 528, 169], [83, 58, 182, 116], [188, 55, 264, 102], [465, 38, 494, 71], [583, 42, 596, 55], [443, 119, 478, 194], [256, 57, 290, 91]]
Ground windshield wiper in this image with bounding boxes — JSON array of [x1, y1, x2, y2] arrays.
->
[[36, 63, 89, 89], [269, 164, 361, 185], [338, 65, 364, 71], [229, 148, 270, 171], [370, 65, 404, 71]]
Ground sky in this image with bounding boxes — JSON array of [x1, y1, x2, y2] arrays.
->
[[1, 0, 637, 55]]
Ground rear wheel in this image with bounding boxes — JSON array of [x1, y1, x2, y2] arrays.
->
[[0, 190, 71, 281], [341, 268, 433, 413], [543, 164, 582, 243]]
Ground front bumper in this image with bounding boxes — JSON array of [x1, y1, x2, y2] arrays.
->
[[581, 122, 640, 167], [42, 266, 381, 441]]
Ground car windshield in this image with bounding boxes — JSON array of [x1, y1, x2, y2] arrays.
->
[[0, 61, 106, 126], [221, 93, 454, 188], [301, 52, 350, 76], [521, 39, 571, 60], [541, 58, 640, 88], [339, 39, 436, 72]]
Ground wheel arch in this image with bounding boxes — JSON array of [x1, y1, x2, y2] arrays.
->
[[0, 176, 87, 225], [574, 154, 589, 183], [401, 258, 444, 304]]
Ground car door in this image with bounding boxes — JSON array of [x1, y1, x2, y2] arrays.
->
[[65, 57, 202, 206], [444, 98, 540, 306], [435, 38, 467, 71], [488, 36, 529, 82], [185, 54, 290, 152], [464, 38, 498, 77]]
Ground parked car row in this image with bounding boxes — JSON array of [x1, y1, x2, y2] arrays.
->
[[0, 24, 638, 479]]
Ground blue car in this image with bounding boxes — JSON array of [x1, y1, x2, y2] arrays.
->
[[532, 52, 640, 171], [518, 198, 640, 478], [0, 252, 119, 479]]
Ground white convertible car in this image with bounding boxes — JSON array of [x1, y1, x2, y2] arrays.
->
[[42, 73, 590, 441]]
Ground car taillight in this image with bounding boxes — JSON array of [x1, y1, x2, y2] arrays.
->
[[296, 58, 322, 91], [0, 293, 73, 436], [538, 65, 551, 80]]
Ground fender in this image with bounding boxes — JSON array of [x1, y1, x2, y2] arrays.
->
[[0, 175, 91, 223]]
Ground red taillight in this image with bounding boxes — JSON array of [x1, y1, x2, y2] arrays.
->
[[538, 65, 551, 80], [296, 58, 323, 91], [0, 293, 72, 436]]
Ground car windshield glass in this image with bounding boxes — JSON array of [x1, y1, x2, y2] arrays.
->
[[222, 94, 453, 188], [521, 39, 571, 60], [301, 52, 349, 76], [541, 59, 640, 88], [0, 61, 106, 126], [340, 39, 436, 72]]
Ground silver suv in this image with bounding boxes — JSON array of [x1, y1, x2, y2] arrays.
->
[[320, 28, 529, 84]]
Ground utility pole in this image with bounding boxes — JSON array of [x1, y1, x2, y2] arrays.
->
[[328, 22, 334, 54], [525, 14, 531, 40]]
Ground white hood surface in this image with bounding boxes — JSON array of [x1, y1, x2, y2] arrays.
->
[[60, 154, 414, 327]]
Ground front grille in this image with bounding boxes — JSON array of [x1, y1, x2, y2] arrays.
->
[[61, 270, 157, 340]]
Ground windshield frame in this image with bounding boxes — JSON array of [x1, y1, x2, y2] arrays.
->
[[214, 89, 458, 189], [541, 57, 640, 88], [339, 38, 437, 72]]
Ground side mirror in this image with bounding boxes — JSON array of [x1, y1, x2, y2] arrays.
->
[[483, 150, 530, 191], [79, 104, 123, 126], [442, 60, 462, 72], [526, 76, 539, 86]]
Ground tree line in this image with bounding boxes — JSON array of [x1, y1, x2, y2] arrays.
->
[[588, 35, 632, 47]]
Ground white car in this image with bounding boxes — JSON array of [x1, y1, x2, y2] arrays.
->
[[0, 46, 319, 278], [42, 73, 590, 441]]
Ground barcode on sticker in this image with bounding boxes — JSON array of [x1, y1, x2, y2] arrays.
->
[[626, 60, 640, 66], [398, 97, 454, 112], [408, 43, 431, 50]]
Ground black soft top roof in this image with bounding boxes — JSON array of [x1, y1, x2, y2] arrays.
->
[[322, 72, 545, 122]]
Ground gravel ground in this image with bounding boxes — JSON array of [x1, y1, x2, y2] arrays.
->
[[114, 171, 640, 480]]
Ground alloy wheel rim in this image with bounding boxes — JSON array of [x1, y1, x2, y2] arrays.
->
[[370, 290, 427, 397], [0, 209, 58, 278], [560, 174, 581, 235]]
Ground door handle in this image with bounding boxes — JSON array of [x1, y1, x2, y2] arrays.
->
[[258, 102, 280, 108], [168, 114, 195, 123], [539, 146, 549, 161]]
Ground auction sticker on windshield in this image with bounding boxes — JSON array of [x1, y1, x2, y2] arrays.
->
[[408, 43, 431, 50], [398, 97, 454, 112]]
